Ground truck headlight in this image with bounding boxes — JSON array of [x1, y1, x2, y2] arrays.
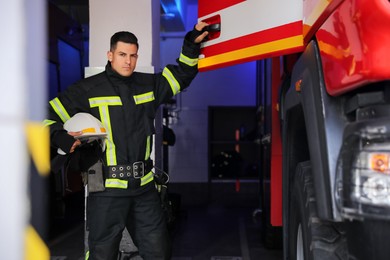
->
[[353, 150, 390, 205], [336, 133, 390, 220]]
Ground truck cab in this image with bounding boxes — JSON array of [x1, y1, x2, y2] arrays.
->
[[198, 0, 390, 259]]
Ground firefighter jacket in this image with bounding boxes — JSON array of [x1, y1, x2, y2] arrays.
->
[[46, 31, 200, 196]]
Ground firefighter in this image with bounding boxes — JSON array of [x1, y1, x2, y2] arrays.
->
[[45, 22, 209, 260]]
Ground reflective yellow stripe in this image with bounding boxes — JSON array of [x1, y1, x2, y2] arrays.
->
[[43, 119, 56, 127], [145, 136, 151, 160], [82, 127, 106, 134], [104, 172, 153, 188], [49, 98, 70, 123], [133, 91, 155, 105], [179, 52, 198, 67], [99, 105, 116, 165], [140, 171, 154, 186], [105, 178, 128, 189], [162, 67, 180, 95], [85, 251, 89, 260], [89, 97, 122, 165], [89, 96, 122, 106]]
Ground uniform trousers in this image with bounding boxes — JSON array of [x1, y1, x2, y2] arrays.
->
[[87, 186, 171, 260]]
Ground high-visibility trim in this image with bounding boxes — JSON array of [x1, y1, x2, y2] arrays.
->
[[82, 127, 107, 134], [89, 96, 122, 107], [133, 91, 155, 105], [104, 172, 153, 188], [179, 53, 198, 67], [105, 178, 128, 189], [140, 171, 154, 186], [43, 119, 56, 127], [49, 98, 71, 123], [99, 105, 116, 165], [199, 35, 303, 70], [85, 251, 89, 260], [145, 136, 151, 160], [89, 96, 122, 165], [162, 67, 180, 95]]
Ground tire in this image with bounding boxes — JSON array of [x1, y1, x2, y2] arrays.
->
[[288, 161, 348, 260]]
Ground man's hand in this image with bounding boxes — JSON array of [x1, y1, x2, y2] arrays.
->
[[194, 22, 209, 43], [68, 131, 82, 153]]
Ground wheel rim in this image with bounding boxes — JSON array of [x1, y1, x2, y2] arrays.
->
[[296, 223, 304, 260]]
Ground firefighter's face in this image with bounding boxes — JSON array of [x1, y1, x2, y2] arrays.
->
[[107, 41, 138, 77]]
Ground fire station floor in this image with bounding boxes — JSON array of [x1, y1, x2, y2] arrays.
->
[[48, 185, 283, 260]]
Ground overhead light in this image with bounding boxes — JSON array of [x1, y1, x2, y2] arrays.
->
[[161, 13, 176, 20]]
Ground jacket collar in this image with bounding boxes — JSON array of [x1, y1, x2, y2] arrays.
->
[[105, 62, 134, 84]]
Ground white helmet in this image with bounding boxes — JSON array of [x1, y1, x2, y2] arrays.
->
[[57, 112, 107, 155]]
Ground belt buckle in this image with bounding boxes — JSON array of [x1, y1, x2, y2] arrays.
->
[[132, 161, 144, 179]]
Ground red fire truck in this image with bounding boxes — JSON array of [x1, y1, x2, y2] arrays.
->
[[198, 0, 390, 259]]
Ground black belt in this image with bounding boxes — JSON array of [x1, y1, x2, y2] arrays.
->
[[104, 160, 153, 179]]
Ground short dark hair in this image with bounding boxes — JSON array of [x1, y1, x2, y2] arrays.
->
[[110, 31, 139, 51]]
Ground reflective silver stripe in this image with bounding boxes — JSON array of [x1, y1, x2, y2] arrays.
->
[[43, 119, 56, 127], [89, 96, 122, 165], [140, 171, 154, 186], [145, 136, 151, 160], [49, 98, 71, 123], [133, 91, 155, 105], [105, 178, 128, 189], [162, 67, 180, 95], [179, 53, 198, 67]]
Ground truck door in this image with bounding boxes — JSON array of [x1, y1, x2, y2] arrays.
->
[[197, 0, 304, 71]]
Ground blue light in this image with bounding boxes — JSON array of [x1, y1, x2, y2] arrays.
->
[[161, 0, 186, 31]]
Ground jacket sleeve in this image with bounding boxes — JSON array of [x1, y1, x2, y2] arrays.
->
[[44, 81, 89, 153], [154, 28, 201, 105]]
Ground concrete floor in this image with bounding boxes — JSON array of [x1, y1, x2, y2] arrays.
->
[[48, 192, 283, 260]]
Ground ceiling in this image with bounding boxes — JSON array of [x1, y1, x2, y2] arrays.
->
[[50, 0, 198, 35]]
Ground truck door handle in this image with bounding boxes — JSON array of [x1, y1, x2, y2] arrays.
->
[[203, 23, 221, 33], [201, 15, 221, 42]]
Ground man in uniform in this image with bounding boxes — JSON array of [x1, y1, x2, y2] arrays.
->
[[45, 22, 209, 259]]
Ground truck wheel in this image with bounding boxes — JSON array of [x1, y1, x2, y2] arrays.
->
[[288, 161, 348, 260]]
